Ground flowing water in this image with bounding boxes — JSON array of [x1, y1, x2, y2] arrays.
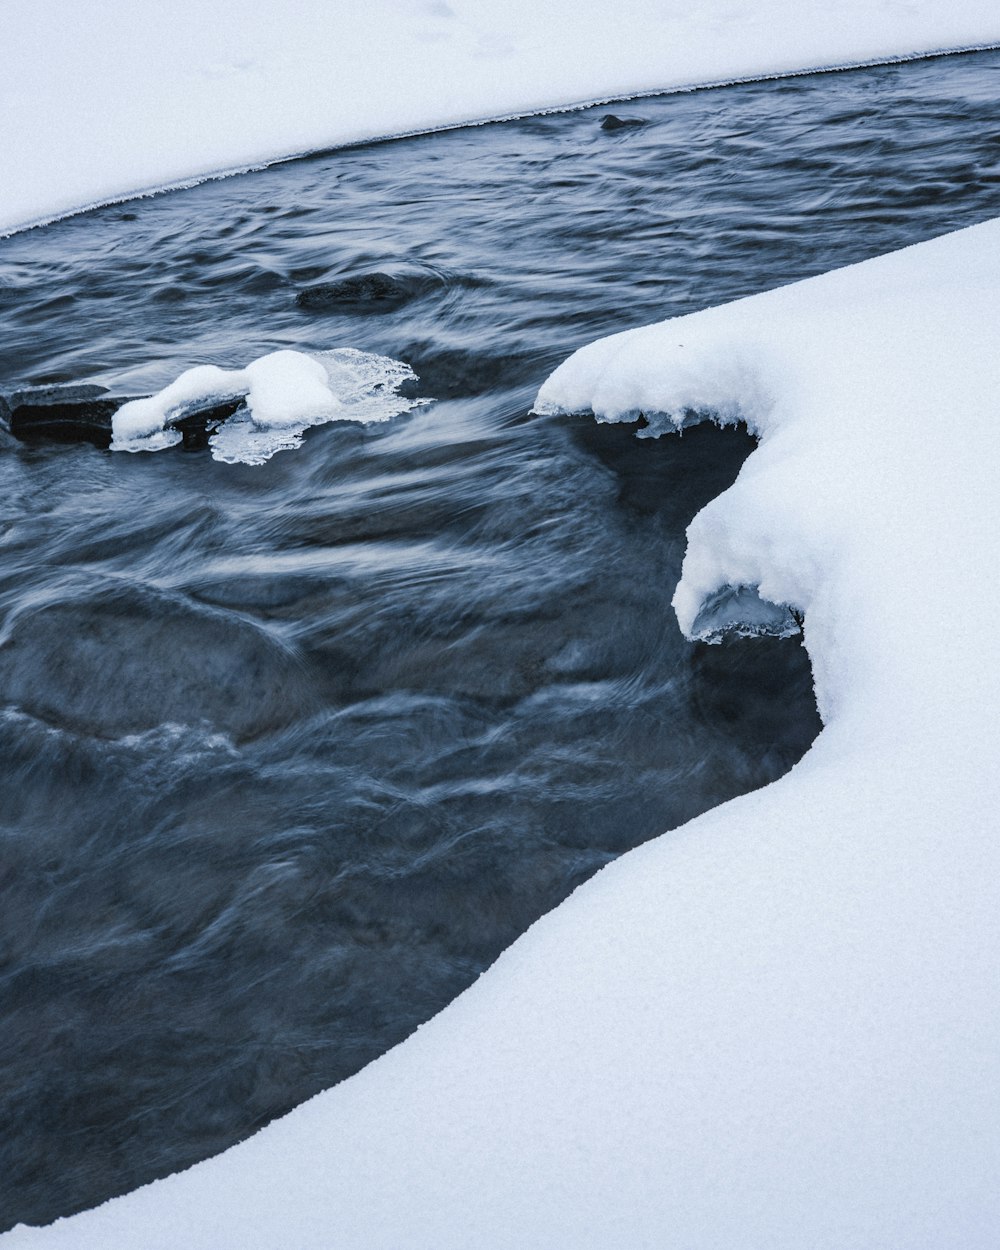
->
[[2, 49, 1000, 1230]]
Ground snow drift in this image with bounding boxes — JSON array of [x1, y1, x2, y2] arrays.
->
[[8, 210, 1000, 1247], [3, 0, 1000, 237]]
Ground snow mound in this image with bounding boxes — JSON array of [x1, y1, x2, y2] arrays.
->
[[8, 219, 1000, 1248], [111, 348, 424, 464]]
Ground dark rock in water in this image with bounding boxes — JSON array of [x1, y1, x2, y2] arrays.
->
[[0, 582, 318, 740], [1, 385, 245, 451], [171, 398, 246, 450], [2, 384, 123, 448], [600, 114, 647, 132], [295, 271, 426, 314], [404, 344, 536, 399], [8, 382, 110, 407]]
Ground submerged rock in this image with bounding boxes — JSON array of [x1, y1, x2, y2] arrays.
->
[[599, 114, 647, 132], [0, 583, 317, 739], [295, 271, 430, 313]]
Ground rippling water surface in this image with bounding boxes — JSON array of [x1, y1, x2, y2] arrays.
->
[[2, 50, 1000, 1229]]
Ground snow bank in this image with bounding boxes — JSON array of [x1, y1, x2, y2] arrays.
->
[[4, 0, 1000, 237], [110, 347, 422, 463], [9, 215, 1000, 1247]]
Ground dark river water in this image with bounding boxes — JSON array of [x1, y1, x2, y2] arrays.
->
[[2, 49, 1000, 1231]]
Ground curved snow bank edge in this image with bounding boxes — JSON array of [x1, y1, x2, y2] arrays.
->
[[4, 42, 998, 240], [536, 215, 1000, 725], [6, 216, 1000, 1250]]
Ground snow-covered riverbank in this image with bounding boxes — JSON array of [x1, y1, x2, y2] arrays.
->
[[4, 0, 1000, 237], [9, 206, 1000, 1248]]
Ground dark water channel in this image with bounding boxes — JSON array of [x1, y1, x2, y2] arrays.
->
[[2, 49, 1000, 1230]]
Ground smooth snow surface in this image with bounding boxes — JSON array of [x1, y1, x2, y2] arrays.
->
[[4, 0, 1000, 237], [9, 217, 1000, 1248], [111, 348, 422, 464]]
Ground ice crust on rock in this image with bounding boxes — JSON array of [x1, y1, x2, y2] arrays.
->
[[111, 348, 423, 464], [689, 583, 801, 643], [3, 0, 1000, 236], [8, 218, 1000, 1248]]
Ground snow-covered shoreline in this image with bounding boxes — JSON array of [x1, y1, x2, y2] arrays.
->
[[9, 208, 1000, 1250], [4, 0, 1000, 238]]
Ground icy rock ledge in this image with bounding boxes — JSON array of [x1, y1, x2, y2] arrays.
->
[[111, 347, 425, 465], [689, 583, 801, 643]]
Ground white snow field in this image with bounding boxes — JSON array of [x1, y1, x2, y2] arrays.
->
[[4, 0, 1000, 237], [8, 211, 1000, 1247]]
